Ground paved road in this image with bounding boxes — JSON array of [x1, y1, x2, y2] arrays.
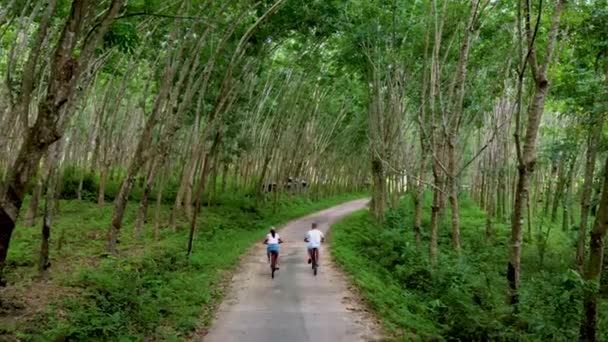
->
[[203, 199, 382, 342]]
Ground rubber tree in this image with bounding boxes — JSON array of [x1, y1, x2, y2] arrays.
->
[[0, 0, 124, 282]]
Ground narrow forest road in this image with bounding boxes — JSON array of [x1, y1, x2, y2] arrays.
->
[[202, 199, 383, 342]]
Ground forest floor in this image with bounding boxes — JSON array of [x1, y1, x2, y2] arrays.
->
[[202, 199, 383, 342], [0, 192, 365, 341]]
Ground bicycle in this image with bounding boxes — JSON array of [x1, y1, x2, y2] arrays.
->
[[270, 250, 279, 279], [264, 228, 283, 279], [310, 247, 319, 276]]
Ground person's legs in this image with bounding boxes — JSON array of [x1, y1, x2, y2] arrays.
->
[[307, 247, 313, 264]]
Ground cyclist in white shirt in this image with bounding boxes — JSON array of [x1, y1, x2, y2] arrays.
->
[[304, 222, 324, 265], [264, 228, 283, 269]]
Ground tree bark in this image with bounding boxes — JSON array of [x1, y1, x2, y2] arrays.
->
[[578, 120, 602, 270], [39, 143, 61, 280], [413, 150, 426, 250], [507, 0, 563, 308], [562, 154, 577, 232], [551, 154, 566, 222], [97, 166, 108, 206], [25, 176, 43, 227], [153, 167, 166, 241], [580, 155, 608, 342], [187, 132, 221, 256], [544, 159, 558, 216], [134, 159, 160, 240]]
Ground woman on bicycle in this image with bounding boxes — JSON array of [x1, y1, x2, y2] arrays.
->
[[264, 227, 282, 270]]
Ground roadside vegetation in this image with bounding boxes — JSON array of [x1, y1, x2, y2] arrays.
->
[[1, 185, 363, 340], [332, 194, 606, 341]]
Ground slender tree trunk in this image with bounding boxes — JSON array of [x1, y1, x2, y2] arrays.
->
[[154, 167, 167, 241], [486, 176, 494, 241], [25, 176, 43, 226], [507, 0, 563, 308], [371, 157, 386, 219], [562, 155, 577, 232], [551, 155, 566, 222], [413, 151, 426, 250], [447, 170, 461, 250], [134, 159, 159, 240], [580, 155, 608, 342], [39, 144, 61, 280], [578, 121, 602, 270], [221, 162, 229, 193], [545, 160, 558, 216], [187, 132, 221, 255], [430, 155, 444, 265], [76, 169, 84, 201], [97, 165, 108, 206]]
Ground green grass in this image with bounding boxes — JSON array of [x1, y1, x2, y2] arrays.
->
[[2, 191, 365, 341], [331, 193, 607, 341]]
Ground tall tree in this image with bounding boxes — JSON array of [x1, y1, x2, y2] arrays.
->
[[507, 0, 564, 307]]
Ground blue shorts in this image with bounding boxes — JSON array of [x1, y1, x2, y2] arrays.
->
[[267, 244, 280, 253]]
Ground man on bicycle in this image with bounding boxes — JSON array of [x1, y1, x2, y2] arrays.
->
[[304, 222, 324, 266]]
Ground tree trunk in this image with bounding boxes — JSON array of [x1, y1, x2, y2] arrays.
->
[[187, 132, 221, 255], [578, 120, 602, 270], [25, 176, 43, 227], [486, 175, 495, 241], [413, 151, 426, 250], [154, 167, 167, 241], [221, 162, 229, 193], [429, 155, 444, 265], [544, 159, 558, 216], [39, 144, 61, 281], [97, 165, 108, 206], [256, 154, 273, 199], [0, 0, 124, 278], [447, 160, 461, 250], [579, 155, 608, 342], [134, 159, 160, 240], [370, 157, 387, 219], [507, 0, 563, 308], [562, 154, 577, 232], [551, 155, 566, 222], [76, 169, 84, 201], [105, 43, 179, 254]]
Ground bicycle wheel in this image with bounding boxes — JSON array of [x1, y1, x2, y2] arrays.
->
[[312, 249, 318, 276], [271, 252, 278, 279]]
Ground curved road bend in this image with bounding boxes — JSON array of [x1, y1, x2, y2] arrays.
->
[[203, 199, 383, 342]]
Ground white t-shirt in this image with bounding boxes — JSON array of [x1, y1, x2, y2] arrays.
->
[[305, 229, 324, 248], [266, 233, 280, 245]]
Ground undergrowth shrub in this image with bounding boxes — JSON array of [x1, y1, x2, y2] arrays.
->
[[331, 193, 603, 341]]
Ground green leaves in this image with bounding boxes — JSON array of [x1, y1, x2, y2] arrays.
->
[[104, 21, 139, 54]]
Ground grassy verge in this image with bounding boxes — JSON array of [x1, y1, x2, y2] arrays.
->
[[1, 192, 365, 341], [331, 193, 607, 341]]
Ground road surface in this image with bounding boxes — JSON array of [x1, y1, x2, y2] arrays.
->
[[203, 199, 382, 342]]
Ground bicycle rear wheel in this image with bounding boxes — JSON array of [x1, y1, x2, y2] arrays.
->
[[270, 252, 278, 279], [312, 248, 318, 276]]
